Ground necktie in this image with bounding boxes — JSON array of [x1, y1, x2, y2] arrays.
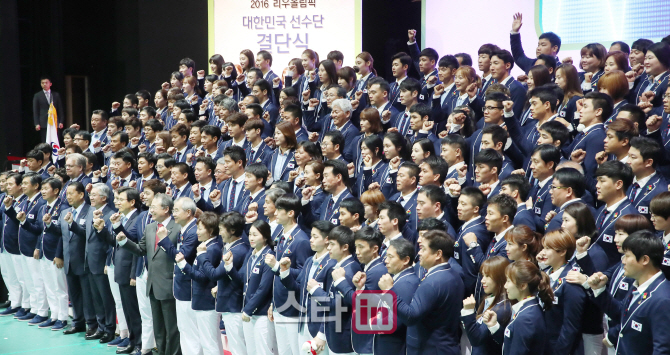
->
[[326, 198, 335, 219], [46, 91, 51, 103], [630, 183, 640, 202], [380, 243, 388, 256], [121, 216, 128, 226], [399, 113, 409, 135], [120, 179, 126, 187], [624, 286, 639, 318], [229, 181, 239, 211], [200, 187, 206, 199], [599, 210, 610, 229], [397, 196, 404, 203], [242, 196, 252, 216], [176, 152, 182, 161], [154, 223, 164, 251], [440, 92, 448, 107]]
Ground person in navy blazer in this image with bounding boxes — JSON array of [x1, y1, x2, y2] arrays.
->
[[378, 229, 463, 355], [353, 135, 389, 198], [461, 256, 512, 355], [155, 197, 199, 353], [235, 167, 267, 220], [545, 168, 594, 233], [34, 178, 70, 328], [169, 163, 194, 201], [168, 123, 195, 164], [463, 194, 515, 303], [389, 53, 412, 112], [244, 118, 273, 168], [97, 187, 142, 353], [650, 192, 670, 280], [331, 227, 387, 355], [83, 183, 117, 342], [175, 212, 225, 355], [482, 260, 552, 355], [264, 195, 313, 355], [204, 146, 247, 214], [278, 220, 336, 349], [269, 121, 298, 183], [587, 231, 670, 355], [500, 175, 538, 231], [60, 154, 93, 208], [490, 49, 527, 118], [453, 187, 493, 295], [566, 92, 612, 185], [538, 229, 589, 355], [594, 161, 637, 267], [385, 79, 422, 138], [374, 238, 420, 355], [527, 145, 561, 228], [387, 162, 420, 232], [407, 33, 439, 105], [301, 159, 353, 228], [627, 137, 668, 220], [631, 42, 670, 108], [198, 212, 250, 355], [429, 55, 460, 126], [33, 77, 64, 141], [58, 182, 97, 334], [224, 219, 276, 355], [328, 99, 361, 163], [310, 226, 362, 354], [252, 79, 279, 138]]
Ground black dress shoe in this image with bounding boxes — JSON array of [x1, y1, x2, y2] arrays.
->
[[100, 332, 115, 344], [0, 301, 11, 309], [86, 330, 104, 340], [116, 345, 135, 354], [85, 327, 98, 337], [63, 326, 85, 335]]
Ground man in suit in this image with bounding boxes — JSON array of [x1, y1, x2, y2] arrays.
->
[[244, 118, 273, 168], [60, 154, 92, 208], [0, 173, 28, 317], [117, 193, 181, 355], [207, 147, 246, 214], [509, 13, 562, 73], [389, 53, 412, 112], [251, 79, 279, 138], [59, 182, 98, 335], [546, 168, 593, 233], [500, 175, 537, 230], [627, 137, 667, 220], [379, 229, 464, 355], [528, 145, 561, 227], [169, 163, 193, 201], [80, 183, 117, 343], [588, 230, 670, 354], [301, 159, 353, 228], [33, 77, 64, 142], [416, 185, 457, 237], [490, 49, 527, 118], [98, 187, 142, 354], [190, 157, 216, 209]]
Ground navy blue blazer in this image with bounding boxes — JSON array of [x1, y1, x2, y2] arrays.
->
[[181, 236, 224, 311], [389, 190, 419, 236], [228, 246, 275, 316], [563, 124, 606, 183], [59, 174, 92, 209], [235, 189, 266, 219], [301, 189, 353, 228], [217, 138, 251, 157], [491, 298, 546, 355], [461, 299, 512, 355], [59, 203, 91, 275], [397, 263, 464, 355], [353, 161, 390, 198], [594, 201, 637, 267], [280, 253, 336, 336], [272, 226, 313, 317], [454, 218, 492, 296], [246, 141, 273, 169], [269, 148, 296, 182], [501, 77, 528, 119], [200, 238, 249, 313], [431, 84, 459, 126], [528, 178, 554, 228], [632, 71, 670, 107], [373, 267, 420, 355], [171, 182, 194, 201], [544, 267, 588, 355], [333, 257, 388, 354], [513, 205, 538, 232], [627, 173, 667, 219], [157, 220, 198, 301], [37, 198, 68, 261], [113, 210, 152, 277], [545, 199, 597, 233], [261, 100, 280, 138], [471, 234, 509, 302], [16, 195, 47, 256], [389, 81, 406, 112], [311, 256, 362, 354], [592, 274, 670, 355], [173, 145, 195, 164]]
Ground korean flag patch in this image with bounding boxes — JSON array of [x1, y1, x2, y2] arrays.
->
[[454, 251, 460, 260], [603, 234, 614, 243], [663, 257, 670, 266], [534, 207, 541, 215], [619, 282, 629, 291], [504, 327, 511, 338], [287, 163, 295, 169], [638, 206, 649, 214], [363, 89, 368, 94], [419, 94, 425, 100], [252, 267, 260, 274], [331, 219, 339, 224], [27, 214, 34, 219], [553, 296, 559, 305], [632, 320, 642, 332]]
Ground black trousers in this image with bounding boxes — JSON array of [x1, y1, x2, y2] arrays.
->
[[148, 291, 181, 355], [88, 272, 116, 334], [65, 272, 96, 329], [119, 283, 142, 348]]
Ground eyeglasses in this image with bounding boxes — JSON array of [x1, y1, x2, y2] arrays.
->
[[550, 185, 570, 190], [483, 106, 502, 112]]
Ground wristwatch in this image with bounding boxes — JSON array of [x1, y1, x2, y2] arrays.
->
[[469, 241, 478, 248]]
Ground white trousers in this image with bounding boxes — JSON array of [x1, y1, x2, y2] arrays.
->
[[176, 299, 202, 355], [39, 258, 69, 320], [582, 333, 603, 355], [106, 265, 128, 332], [273, 312, 300, 355], [17, 255, 47, 315], [194, 309, 224, 355], [135, 271, 155, 350], [0, 252, 22, 307], [242, 315, 275, 355], [221, 312, 247, 355]]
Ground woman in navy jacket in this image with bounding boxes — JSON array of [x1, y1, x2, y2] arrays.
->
[[537, 229, 588, 355], [461, 256, 512, 355], [483, 260, 553, 355], [176, 212, 224, 355], [269, 121, 297, 183], [225, 219, 275, 355], [353, 135, 389, 198]]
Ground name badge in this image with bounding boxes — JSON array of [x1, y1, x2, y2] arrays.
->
[[252, 267, 260, 274], [79, 218, 86, 225], [534, 207, 541, 215], [504, 327, 511, 338], [619, 281, 629, 291], [663, 257, 670, 266], [454, 251, 460, 260], [632, 320, 642, 332], [553, 296, 559, 305], [638, 206, 649, 214], [331, 219, 338, 224], [28, 214, 35, 219], [603, 234, 613, 243]]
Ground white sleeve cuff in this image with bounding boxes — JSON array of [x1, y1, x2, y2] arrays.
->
[[196, 251, 206, 256], [194, 195, 201, 202], [308, 285, 319, 294], [407, 40, 416, 45], [224, 263, 233, 272], [316, 332, 327, 341], [593, 286, 607, 297], [177, 260, 187, 269], [504, 110, 514, 118], [488, 322, 500, 334], [581, 81, 592, 91], [212, 198, 221, 208], [333, 277, 345, 287], [576, 251, 588, 260], [271, 263, 279, 273], [301, 199, 310, 206], [460, 308, 475, 317], [307, 106, 316, 111], [118, 238, 128, 246], [280, 269, 290, 279], [581, 279, 591, 290], [628, 81, 635, 89]]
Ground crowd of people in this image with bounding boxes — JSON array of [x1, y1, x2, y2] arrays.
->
[[4, 12, 670, 355]]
